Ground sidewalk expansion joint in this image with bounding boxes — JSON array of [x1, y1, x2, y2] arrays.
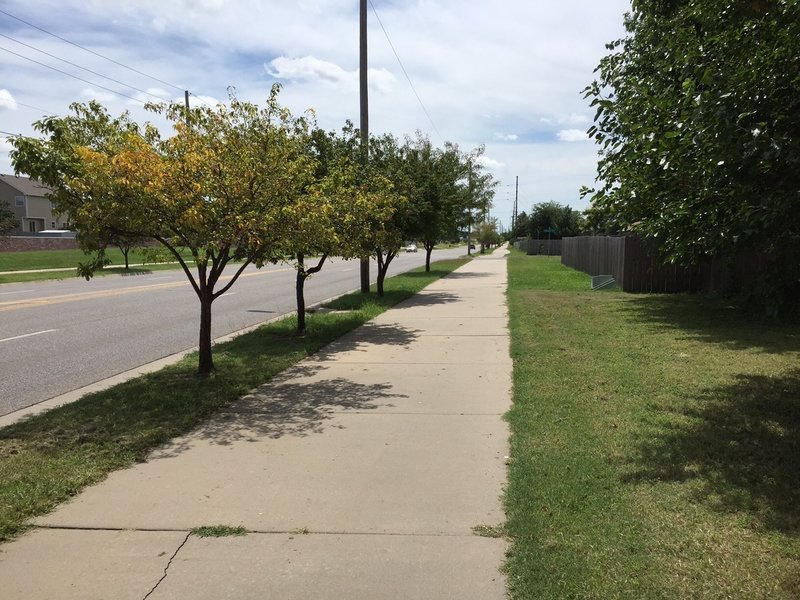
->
[[35, 524, 191, 533], [143, 531, 190, 600], [34, 524, 496, 539], [245, 529, 490, 539], [329, 411, 504, 416]]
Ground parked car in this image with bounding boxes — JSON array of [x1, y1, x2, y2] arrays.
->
[[405, 243, 418, 253]]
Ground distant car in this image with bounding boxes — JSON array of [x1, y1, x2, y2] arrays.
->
[[405, 244, 418, 253], [468, 243, 476, 250]]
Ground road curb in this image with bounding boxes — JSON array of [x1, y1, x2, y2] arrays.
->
[[0, 288, 359, 429]]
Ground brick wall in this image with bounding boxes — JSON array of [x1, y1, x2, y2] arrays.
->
[[0, 236, 80, 252]]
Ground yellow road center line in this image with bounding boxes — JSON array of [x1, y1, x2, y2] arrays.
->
[[0, 267, 293, 312]]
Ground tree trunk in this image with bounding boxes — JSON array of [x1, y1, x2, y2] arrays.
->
[[296, 253, 307, 333], [197, 292, 215, 374], [296, 272, 307, 333], [375, 249, 395, 297], [123, 247, 130, 270], [376, 269, 386, 297], [424, 243, 433, 272]]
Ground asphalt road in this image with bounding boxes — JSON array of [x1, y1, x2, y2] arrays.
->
[[0, 248, 468, 416]]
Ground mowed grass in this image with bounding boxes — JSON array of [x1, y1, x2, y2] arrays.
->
[[0, 247, 142, 271], [505, 252, 800, 599], [0, 257, 468, 543], [0, 247, 195, 284]]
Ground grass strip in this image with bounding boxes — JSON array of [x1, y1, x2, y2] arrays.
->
[[0, 262, 193, 284], [0, 257, 468, 543], [505, 251, 800, 599], [0, 247, 196, 272]]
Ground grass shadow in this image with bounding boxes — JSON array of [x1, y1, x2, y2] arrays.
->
[[624, 294, 800, 354], [623, 369, 800, 534]]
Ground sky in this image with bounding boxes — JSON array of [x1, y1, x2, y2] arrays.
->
[[0, 0, 632, 232]]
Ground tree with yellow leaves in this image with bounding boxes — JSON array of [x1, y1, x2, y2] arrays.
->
[[11, 85, 315, 374]]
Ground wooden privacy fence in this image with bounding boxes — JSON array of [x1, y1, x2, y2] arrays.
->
[[561, 236, 764, 294], [514, 238, 562, 256]]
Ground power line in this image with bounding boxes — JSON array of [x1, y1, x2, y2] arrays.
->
[[368, 0, 445, 144], [3, 100, 56, 115], [0, 32, 171, 102], [0, 9, 186, 93], [0, 45, 146, 105]]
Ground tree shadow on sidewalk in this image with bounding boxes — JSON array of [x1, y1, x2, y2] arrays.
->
[[622, 369, 800, 534], [152, 363, 408, 457], [391, 291, 461, 309], [310, 322, 422, 359]]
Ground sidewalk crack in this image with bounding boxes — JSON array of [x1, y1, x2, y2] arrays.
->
[[143, 531, 190, 600]]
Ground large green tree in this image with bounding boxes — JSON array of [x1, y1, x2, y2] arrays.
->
[[584, 0, 800, 312], [509, 210, 530, 240], [367, 132, 411, 297], [11, 86, 314, 373], [474, 218, 502, 251], [528, 201, 584, 239], [0, 200, 18, 235], [462, 147, 497, 255], [401, 134, 468, 271], [285, 125, 401, 332]]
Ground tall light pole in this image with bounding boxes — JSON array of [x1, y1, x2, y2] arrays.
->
[[359, 0, 370, 293]]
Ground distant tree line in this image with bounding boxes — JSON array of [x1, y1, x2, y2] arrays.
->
[[509, 201, 585, 240]]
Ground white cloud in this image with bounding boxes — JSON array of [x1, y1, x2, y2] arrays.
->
[[188, 95, 223, 108], [477, 155, 505, 170], [267, 56, 394, 94], [493, 133, 518, 142], [0, 90, 18, 110], [0, 0, 632, 228], [557, 129, 589, 142], [268, 56, 351, 84]]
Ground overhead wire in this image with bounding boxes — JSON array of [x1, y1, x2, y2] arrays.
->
[[0, 32, 171, 102], [0, 8, 186, 93], [0, 45, 146, 105], [368, 0, 445, 144], [3, 100, 56, 115]]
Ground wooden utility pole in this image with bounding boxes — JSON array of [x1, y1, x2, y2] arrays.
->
[[359, 0, 370, 293], [512, 175, 519, 233]]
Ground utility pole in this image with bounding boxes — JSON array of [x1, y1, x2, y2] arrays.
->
[[359, 0, 370, 293], [184, 90, 190, 126], [512, 175, 519, 234]]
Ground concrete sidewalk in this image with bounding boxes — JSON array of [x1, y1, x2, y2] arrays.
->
[[0, 247, 512, 599]]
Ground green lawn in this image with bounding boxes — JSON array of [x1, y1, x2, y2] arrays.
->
[[505, 251, 800, 599], [0, 248, 141, 271], [0, 247, 194, 284], [0, 258, 469, 543]]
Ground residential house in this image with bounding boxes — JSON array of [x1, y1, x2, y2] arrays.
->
[[0, 173, 69, 235]]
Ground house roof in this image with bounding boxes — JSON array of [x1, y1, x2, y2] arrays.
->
[[0, 174, 53, 197]]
